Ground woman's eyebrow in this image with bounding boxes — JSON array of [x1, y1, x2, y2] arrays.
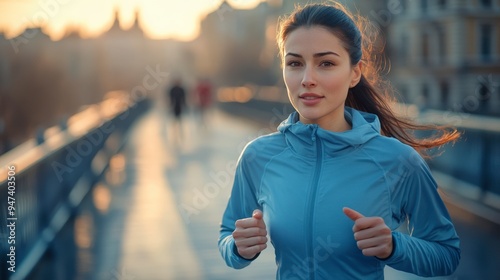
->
[[285, 52, 301, 58], [314, 51, 340, 57], [285, 51, 340, 58]]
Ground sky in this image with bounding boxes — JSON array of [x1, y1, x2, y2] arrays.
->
[[0, 0, 263, 41]]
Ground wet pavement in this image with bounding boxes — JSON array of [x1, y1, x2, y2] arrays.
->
[[31, 105, 500, 280], [61, 107, 277, 280]]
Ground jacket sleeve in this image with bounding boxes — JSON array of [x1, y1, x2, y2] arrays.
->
[[218, 143, 262, 269], [382, 150, 461, 277]]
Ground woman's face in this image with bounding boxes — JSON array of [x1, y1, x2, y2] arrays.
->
[[283, 26, 361, 131]]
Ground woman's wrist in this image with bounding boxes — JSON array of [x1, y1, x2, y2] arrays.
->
[[233, 243, 260, 261]]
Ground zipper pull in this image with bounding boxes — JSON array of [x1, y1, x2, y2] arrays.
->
[[311, 126, 318, 141]]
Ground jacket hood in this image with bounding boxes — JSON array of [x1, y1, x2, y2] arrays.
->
[[277, 107, 381, 157]]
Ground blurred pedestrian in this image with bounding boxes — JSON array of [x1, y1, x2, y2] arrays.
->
[[168, 78, 187, 119], [219, 2, 461, 279], [167, 78, 187, 141]]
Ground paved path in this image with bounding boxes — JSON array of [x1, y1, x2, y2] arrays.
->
[[42, 104, 499, 280], [77, 106, 277, 280]]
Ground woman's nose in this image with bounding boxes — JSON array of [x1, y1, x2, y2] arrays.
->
[[301, 66, 317, 88]]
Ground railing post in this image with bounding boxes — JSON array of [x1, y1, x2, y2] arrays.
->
[[480, 131, 491, 200], [36, 127, 45, 144]]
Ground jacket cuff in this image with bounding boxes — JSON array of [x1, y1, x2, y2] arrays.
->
[[378, 232, 404, 264], [375, 231, 396, 261], [233, 243, 260, 261]]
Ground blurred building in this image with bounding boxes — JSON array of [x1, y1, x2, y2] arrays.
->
[[0, 8, 177, 153], [0, 27, 73, 151], [388, 0, 500, 116], [194, 0, 387, 87], [194, 0, 282, 86]]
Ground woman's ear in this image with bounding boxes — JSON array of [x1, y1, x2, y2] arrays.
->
[[350, 62, 362, 88]]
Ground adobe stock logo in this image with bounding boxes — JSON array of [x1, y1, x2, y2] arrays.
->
[[369, 0, 406, 28], [178, 102, 292, 224], [212, 0, 251, 21], [179, 161, 236, 224], [51, 122, 115, 182], [282, 235, 340, 280], [10, 0, 72, 53], [443, 74, 499, 126], [51, 64, 168, 182]]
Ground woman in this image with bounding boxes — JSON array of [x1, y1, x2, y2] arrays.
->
[[218, 3, 460, 279]]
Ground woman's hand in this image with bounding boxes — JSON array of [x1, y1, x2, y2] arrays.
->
[[343, 207, 393, 259], [232, 209, 268, 260]]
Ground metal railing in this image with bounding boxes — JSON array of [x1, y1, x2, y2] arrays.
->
[[0, 92, 150, 280], [218, 92, 500, 218], [418, 109, 500, 220]]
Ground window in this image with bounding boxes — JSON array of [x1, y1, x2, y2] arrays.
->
[[479, 84, 490, 99], [480, 24, 493, 61], [477, 75, 494, 113], [478, 84, 490, 112], [399, 34, 409, 62], [478, 76, 493, 101], [437, 27, 446, 63], [440, 81, 449, 109], [399, 1, 407, 14], [421, 0, 428, 13], [422, 33, 430, 65], [438, 0, 447, 9], [480, 0, 492, 8], [422, 84, 430, 108]]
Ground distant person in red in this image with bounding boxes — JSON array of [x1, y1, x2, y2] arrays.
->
[[195, 78, 213, 126]]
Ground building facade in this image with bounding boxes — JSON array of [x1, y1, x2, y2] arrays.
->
[[388, 0, 500, 116]]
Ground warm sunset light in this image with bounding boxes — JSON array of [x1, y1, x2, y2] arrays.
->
[[0, 0, 263, 41]]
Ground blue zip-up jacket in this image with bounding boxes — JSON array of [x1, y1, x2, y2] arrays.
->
[[219, 107, 460, 279]]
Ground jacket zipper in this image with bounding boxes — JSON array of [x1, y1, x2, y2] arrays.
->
[[305, 136, 322, 280]]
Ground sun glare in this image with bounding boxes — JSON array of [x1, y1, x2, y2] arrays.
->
[[0, 0, 263, 41]]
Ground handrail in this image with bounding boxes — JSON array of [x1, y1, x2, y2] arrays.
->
[[0, 92, 150, 280], [219, 95, 500, 212]]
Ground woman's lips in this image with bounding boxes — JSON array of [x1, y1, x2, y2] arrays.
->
[[299, 93, 323, 106]]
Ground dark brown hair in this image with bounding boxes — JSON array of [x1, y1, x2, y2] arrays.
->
[[277, 2, 459, 157]]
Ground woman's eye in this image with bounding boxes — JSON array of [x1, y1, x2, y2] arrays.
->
[[286, 61, 301, 67], [320, 61, 335, 67]]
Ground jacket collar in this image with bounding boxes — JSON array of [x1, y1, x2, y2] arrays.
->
[[277, 107, 381, 158]]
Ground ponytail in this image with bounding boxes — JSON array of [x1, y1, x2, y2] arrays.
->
[[347, 75, 459, 157]]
